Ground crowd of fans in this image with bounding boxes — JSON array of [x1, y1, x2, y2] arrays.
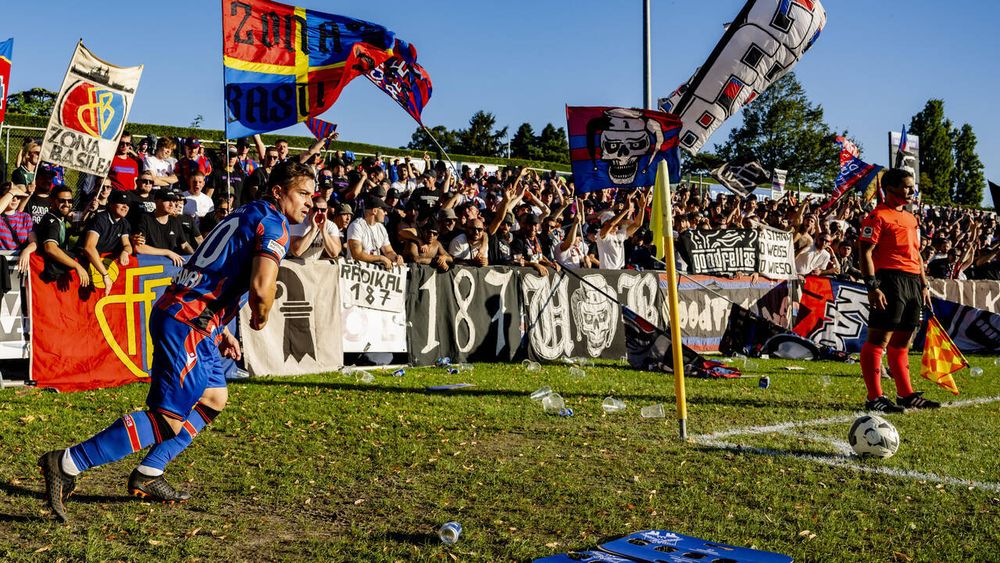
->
[[0, 131, 997, 284]]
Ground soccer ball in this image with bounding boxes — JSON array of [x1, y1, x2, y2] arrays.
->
[[848, 415, 900, 458]]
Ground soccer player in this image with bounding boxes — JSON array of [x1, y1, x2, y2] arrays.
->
[[37, 161, 315, 523], [858, 168, 938, 414]]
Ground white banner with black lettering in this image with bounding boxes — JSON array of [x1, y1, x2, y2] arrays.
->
[[240, 259, 343, 376], [340, 261, 407, 353], [520, 269, 661, 361], [679, 229, 759, 275], [0, 259, 28, 359], [756, 226, 796, 280], [407, 265, 520, 365]]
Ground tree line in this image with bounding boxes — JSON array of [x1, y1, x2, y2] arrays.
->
[[407, 111, 569, 164]]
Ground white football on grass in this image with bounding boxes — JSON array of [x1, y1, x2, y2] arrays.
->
[[849, 415, 900, 458]]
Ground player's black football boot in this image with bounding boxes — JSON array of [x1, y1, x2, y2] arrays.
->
[[897, 392, 941, 410], [864, 395, 904, 414], [127, 469, 191, 503], [38, 450, 76, 523]]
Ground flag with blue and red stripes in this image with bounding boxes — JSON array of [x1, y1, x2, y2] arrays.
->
[[820, 153, 883, 212], [365, 38, 432, 124], [304, 117, 337, 143], [894, 125, 908, 168], [0, 38, 12, 123], [222, 0, 396, 138], [566, 106, 682, 194]]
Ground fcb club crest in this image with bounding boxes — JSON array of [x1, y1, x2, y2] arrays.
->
[[58, 80, 128, 141]]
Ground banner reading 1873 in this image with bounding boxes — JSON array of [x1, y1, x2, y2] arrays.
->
[[41, 42, 142, 177]]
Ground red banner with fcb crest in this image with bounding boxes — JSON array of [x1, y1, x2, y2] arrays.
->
[[29, 254, 178, 392]]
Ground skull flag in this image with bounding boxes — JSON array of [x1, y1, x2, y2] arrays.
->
[[659, 0, 826, 154], [566, 106, 682, 194]]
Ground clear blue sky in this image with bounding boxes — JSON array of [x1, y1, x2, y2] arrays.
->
[[4, 0, 998, 206]]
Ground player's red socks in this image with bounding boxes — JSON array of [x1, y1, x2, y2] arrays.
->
[[886, 345, 915, 398], [860, 341, 884, 401]]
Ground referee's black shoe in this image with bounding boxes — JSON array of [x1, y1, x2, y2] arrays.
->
[[864, 396, 905, 414], [897, 392, 941, 410]]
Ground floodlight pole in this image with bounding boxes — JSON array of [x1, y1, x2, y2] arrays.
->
[[642, 0, 653, 110]]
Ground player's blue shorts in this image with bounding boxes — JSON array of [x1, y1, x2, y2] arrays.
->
[[145, 308, 227, 421]]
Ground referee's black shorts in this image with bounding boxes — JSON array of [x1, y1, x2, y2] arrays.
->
[[869, 269, 924, 331]]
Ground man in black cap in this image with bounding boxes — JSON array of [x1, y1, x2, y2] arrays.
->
[[488, 213, 517, 266], [512, 213, 558, 277], [133, 190, 193, 267], [77, 190, 134, 295], [437, 207, 460, 247], [330, 201, 353, 257], [346, 194, 402, 270]]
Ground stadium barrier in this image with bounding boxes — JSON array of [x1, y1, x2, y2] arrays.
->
[[21, 255, 1000, 392]]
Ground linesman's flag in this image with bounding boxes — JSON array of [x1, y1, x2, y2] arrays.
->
[[222, 0, 396, 138], [920, 315, 966, 395]]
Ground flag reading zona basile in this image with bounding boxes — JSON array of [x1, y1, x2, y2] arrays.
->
[[567, 106, 682, 194], [41, 41, 142, 177], [659, 0, 826, 153], [0, 38, 12, 123], [365, 38, 432, 124], [222, 0, 395, 138]]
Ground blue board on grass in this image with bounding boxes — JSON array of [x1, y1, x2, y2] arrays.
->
[[426, 383, 476, 391], [534, 550, 635, 562], [599, 530, 792, 563]]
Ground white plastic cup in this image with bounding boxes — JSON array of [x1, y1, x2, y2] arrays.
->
[[522, 360, 541, 372], [569, 366, 587, 379], [530, 386, 553, 401], [438, 521, 462, 545], [575, 358, 595, 367], [640, 403, 666, 419], [971, 367, 984, 377], [542, 393, 566, 414], [356, 371, 375, 384], [602, 396, 626, 413]]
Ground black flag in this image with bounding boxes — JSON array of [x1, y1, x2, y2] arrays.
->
[[710, 159, 771, 197]]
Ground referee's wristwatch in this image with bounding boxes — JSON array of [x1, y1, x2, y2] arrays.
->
[[864, 277, 880, 291]]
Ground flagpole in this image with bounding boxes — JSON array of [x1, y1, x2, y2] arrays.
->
[[658, 160, 688, 440], [642, 0, 652, 110], [420, 124, 458, 174]]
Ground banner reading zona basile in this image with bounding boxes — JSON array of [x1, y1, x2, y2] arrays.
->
[[41, 41, 142, 177]]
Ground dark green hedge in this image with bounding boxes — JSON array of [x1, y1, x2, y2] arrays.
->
[[2, 113, 570, 171]]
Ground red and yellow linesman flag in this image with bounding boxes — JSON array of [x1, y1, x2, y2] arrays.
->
[[221, 0, 396, 138], [920, 315, 966, 395]]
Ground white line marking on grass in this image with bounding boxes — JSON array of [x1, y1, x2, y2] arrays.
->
[[692, 395, 1000, 491]]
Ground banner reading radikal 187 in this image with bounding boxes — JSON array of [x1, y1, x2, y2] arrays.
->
[[40, 41, 142, 177]]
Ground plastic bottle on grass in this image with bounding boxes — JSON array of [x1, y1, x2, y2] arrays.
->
[[438, 521, 462, 544]]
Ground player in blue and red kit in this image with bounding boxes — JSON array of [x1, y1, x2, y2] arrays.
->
[[38, 161, 316, 523]]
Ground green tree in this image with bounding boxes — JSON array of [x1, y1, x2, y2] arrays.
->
[[536, 123, 569, 163], [909, 99, 953, 205], [406, 125, 458, 156], [681, 151, 725, 176], [510, 122, 539, 160], [715, 73, 838, 189], [951, 123, 986, 206], [6, 87, 57, 116], [454, 111, 508, 157]]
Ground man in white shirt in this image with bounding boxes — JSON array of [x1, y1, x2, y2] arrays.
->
[[555, 212, 588, 269], [182, 172, 214, 219], [289, 195, 341, 259], [347, 194, 403, 270], [597, 192, 647, 269], [143, 137, 179, 188], [448, 218, 488, 267], [795, 233, 839, 276]]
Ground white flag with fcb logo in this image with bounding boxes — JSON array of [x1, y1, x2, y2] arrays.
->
[[41, 41, 142, 177]]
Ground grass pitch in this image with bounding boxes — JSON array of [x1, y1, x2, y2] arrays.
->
[[2, 355, 999, 561]]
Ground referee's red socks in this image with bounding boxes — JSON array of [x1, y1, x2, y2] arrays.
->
[[886, 344, 915, 398], [860, 341, 884, 401]]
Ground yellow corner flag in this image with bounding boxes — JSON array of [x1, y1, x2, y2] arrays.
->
[[920, 315, 966, 395], [650, 162, 668, 260]]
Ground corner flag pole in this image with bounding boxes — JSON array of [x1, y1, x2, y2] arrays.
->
[[656, 160, 688, 439]]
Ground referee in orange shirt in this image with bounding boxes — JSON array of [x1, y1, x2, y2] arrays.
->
[[858, 169, 939, 413]]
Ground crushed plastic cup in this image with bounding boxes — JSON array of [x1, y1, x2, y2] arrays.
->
[[568, 366, 587, 379], [575, 358, 595, 367], [602, 396, 626, 413], [542, 393, 566, 414], [640, 403, 666, 419], [970, 367, 984, 377], [522, 360, 541, 372], [448, 363, 473, 374], [356, 371, 375, 384], [994, 357, 1000, 366], [438, 521, 462, 545], [530, 386, 553, 401]]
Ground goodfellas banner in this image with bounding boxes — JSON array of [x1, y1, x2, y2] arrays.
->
[[41, 41, 142, 177], [222, 0, 395, 138]]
